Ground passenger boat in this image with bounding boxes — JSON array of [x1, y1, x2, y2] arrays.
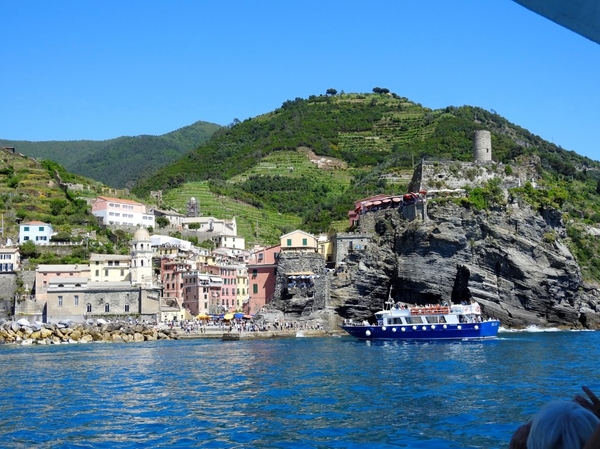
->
[[341, 302, 500, 340]]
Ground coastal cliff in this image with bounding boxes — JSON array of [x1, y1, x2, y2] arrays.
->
[[331, 200, 600, 329]]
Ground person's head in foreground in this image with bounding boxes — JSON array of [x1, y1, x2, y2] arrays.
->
[[527, 400, 600, 449]]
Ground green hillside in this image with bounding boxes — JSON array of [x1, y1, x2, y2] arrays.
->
[[0, 151, 99, 242], [0, 120, 221, 189], [134, 92, 600, 231]]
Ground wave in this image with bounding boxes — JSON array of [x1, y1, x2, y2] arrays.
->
[[499, 325, 592, 333]]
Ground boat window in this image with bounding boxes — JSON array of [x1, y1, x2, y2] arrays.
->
[[405, 316, 424, 324], [386, 318, 403, 325], [426, 316, 446, 324]]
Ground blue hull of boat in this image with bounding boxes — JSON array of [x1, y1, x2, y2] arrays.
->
[[341, 320, 500, 340]]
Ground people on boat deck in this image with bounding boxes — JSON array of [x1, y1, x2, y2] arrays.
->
[[509, 386, 600, 449]]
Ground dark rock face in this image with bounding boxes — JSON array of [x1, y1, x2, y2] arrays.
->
[[332, 202, 600, 329]]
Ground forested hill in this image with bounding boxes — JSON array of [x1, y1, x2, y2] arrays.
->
[[132, 92, 600, 235], [0, 120, 221, 189]]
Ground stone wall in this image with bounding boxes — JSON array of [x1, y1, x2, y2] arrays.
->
[[0, 272, 17, 301], [271, 252, 328, 316], [409, 159, 539, 193], [334, 233, 372, 265]]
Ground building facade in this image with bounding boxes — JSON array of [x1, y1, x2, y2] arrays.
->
[[245, 244, 280, 314], [0, 247, 20, 272], [91, 196, 155, 228], [19, 221, 54, 245]]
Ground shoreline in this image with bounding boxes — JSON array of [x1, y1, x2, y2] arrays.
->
[[176, 328, 346, 340]]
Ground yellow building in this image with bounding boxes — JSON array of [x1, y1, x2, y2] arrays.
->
[[89, 254, 132, 283], [280, 230, 318, 253]]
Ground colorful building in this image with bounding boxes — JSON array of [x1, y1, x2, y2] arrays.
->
[[245, 244, 280, 314]]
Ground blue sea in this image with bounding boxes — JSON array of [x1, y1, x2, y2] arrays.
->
[[0, 330, 598, 448]]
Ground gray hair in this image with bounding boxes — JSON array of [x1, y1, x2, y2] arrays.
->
[[527, 401, 599, 449]]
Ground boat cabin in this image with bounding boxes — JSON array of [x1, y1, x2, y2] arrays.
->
[[376, 303, 482, 326]]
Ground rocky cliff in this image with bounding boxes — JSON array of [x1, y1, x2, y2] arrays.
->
[[331, 200, 600, 329]]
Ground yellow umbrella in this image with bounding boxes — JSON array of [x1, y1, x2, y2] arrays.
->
[[223, 313, 234, 320], [196, 314, 209, 320]]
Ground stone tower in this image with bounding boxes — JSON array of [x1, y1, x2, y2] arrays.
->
[[130, 227, 153, 285], [473, 130, 492, 162], [187, 197, 198, 217]]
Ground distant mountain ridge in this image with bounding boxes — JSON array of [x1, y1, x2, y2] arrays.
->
[[0, 120, 221, 189]]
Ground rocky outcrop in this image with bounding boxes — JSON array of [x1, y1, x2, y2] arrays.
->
[[331, 201, 600, 329], [0, 319, 179, 345]]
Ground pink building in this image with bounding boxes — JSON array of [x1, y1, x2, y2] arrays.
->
[[91, 196, 155, 228], [245, 244, 280, 315], [182, 270, 223, 316], [35, 264, 91, 302], [160, 257, 192, 307]]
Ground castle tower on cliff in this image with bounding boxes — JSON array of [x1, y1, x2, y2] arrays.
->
[[473, 130, 492, 162]]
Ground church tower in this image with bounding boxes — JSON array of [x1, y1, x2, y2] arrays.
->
[[130, 227, 153, 285]]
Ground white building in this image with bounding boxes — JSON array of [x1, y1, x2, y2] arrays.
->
[[182, 216, 237, 236], [0, 247, 20, 272], [130, 227, 153, 286], [212, 234, 245, 253], [91, 196, 155, 228], [19, 221, 54, 245]]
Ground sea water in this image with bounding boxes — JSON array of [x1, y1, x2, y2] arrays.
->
[[0, 330, 598, 448]]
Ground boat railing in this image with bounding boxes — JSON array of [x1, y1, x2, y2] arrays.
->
[[409, 306, 450, 315]]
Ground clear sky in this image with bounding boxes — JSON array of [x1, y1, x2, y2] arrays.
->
[[2, 1, 600, 161]]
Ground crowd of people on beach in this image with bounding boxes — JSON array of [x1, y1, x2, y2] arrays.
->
[[509, 386, 600, 449], [166, 318, 324, 334]]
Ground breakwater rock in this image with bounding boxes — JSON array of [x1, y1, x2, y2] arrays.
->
[[0, 319, 179, 345]]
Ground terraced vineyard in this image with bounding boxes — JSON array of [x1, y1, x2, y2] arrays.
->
[[162, 181, 303, 246]]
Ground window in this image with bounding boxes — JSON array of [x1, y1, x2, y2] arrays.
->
[[86, 303, 92, 313], [74, 295, 79, 306], [24, 226, 29, 231], [287, 238, 292, 246], [104, 269, 108, 276], [252, 269, 257, 277], [253, 284, 258, 294], [104, 304, 110, 313], [58, 296, 63, 307], [302, 238, 307, 246], [125, 304, 130, 312], [39, 227, 44, 231], [95, 270, 99, 276]]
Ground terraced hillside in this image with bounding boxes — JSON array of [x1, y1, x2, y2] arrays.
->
[[162, 181, 303, 246], [0, 150, 100, 241]]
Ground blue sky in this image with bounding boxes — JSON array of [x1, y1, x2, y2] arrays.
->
[[2, 1, 600, 161]]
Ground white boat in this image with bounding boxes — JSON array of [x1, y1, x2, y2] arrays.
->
[[341, 302, 500, 340]]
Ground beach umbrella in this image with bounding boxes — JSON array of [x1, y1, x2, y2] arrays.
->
[[223, 313, 234, 320], [234, 313, 244, 319]]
